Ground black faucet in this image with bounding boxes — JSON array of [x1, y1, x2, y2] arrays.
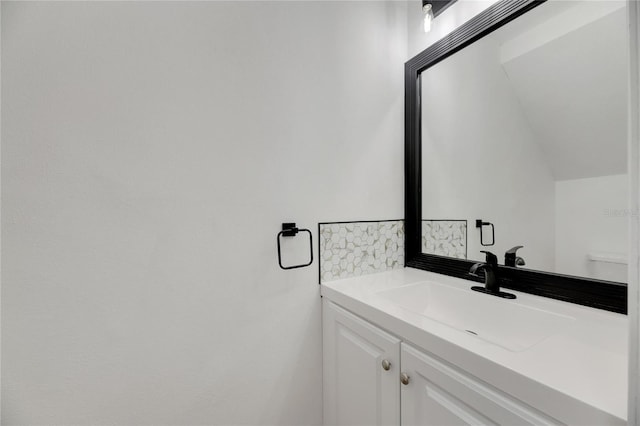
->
[[505, 246, 525, 267], [469, 251, 516, 299], [469, 250, 499, 291]]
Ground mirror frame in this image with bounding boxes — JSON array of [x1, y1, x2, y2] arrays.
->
[[404, 0, 627, 314]]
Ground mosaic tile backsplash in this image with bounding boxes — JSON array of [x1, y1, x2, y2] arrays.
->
[[422, 220, 467, 259], [319, 220, 404, 283]]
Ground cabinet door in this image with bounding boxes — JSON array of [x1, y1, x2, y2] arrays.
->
[[400, 343, 561, 426], [323, 300, 401, 426]]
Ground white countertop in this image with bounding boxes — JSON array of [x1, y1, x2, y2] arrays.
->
[[321, 268, 628, 425]]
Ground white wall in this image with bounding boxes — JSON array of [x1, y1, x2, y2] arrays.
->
[[421, 34, 556, 270], [555, 175, 628, 282], [1, 2, 407, 424]]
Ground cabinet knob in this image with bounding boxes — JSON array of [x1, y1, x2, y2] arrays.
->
[[400, 372, 410, 385], [381, 359, 391, 371]]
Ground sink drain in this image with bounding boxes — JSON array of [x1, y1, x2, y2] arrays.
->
[[465, 329, 478, 336]]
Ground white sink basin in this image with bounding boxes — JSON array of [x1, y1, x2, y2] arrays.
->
[[376, 281, 575, 351]]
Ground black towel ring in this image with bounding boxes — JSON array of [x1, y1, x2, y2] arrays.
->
[[476, 219, 495, 246], [277, 223, 313, 270]]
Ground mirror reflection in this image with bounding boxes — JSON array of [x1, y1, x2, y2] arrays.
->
[[421, 0, 628, 283]]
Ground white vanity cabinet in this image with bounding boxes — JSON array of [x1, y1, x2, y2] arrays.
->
[[400, 343, 560, 426], [322, 300, 400, 425], [323, 299, 563, 426]]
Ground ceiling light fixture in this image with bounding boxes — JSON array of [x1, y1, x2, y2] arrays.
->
[[423, 2, 434, 33], [421, 1, 457, 34]]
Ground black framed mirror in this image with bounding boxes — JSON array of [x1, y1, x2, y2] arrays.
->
[[405, 0, 628, 313]]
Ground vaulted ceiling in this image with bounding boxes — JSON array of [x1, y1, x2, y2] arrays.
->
[[495, 2, 627, 181]]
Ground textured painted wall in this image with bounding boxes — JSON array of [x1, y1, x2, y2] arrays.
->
[[1, 2, 407, 423]]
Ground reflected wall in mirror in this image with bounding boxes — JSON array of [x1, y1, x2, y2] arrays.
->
[[420, 0, 628, 283]]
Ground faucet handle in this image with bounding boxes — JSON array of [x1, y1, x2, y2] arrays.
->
[[468, 262, 484, 276], [504, 246, 525, 267], [480, 250, 498, 265], [505, 245, 524, 254]]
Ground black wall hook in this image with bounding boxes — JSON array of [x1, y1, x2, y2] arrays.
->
[[277, 223, 313, 270]]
